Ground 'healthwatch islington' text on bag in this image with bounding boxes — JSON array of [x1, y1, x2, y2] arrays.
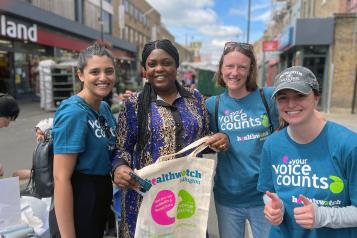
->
[[134, 136, 216, 238]]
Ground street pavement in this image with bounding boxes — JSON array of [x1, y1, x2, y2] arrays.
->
[[0, 100, 53, 178], [0, 101, 356, 238]]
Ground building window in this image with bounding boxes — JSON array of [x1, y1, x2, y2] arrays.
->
[[102, 10, 112, 34], [123, 0, 128, 11], [134, 8, 139, 21], [75, 0, 84, 23], [130, 28, 133, 42], [135, 31, 138, 43], [129, 3, 133, 16], [124, 26, 129, 40]]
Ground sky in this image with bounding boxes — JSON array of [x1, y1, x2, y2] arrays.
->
[[146, 0, 277, 63]]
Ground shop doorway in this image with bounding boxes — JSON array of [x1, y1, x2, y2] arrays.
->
[[303, 56, 326, 108], [0, 51, 11, 94], [14, 52, 39, 99]]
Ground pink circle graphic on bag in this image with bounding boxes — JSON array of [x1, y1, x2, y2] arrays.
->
[[151, 189, 176, 225]]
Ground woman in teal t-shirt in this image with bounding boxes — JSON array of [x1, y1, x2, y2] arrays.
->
[[50, 42, 117, 238], [258, 66, 357, 238], [205, 42, 279, 238]]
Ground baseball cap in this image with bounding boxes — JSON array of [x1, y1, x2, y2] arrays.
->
[[272, 66, 319, 98]]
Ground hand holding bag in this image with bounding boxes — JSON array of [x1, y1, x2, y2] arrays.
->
[[134, 136, 215, 238]]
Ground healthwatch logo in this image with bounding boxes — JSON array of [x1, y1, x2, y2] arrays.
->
[[146, 169, 202, 186], [272, 155, 344, 194]]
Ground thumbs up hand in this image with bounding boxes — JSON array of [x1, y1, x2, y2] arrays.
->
[[294, 194, 315, 229], [264, 191, 284, 225]]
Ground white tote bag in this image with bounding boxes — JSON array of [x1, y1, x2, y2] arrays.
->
[[134, 136, 215, 238]]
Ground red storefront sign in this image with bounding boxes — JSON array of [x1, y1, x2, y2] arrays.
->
[[37, 29, 88, 51], [262, 40, 278, 52], [37, 28, 134, 60]]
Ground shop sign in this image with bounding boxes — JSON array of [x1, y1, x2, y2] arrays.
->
[[262, 40, 278, 51], [191, 41, 202, 50], [0, 15, 37, 42]]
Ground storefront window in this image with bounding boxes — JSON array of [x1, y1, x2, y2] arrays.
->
[[0, 39, 13, 48], [0, 51, 11, 94], [102, 10, 112, 34], [54, 48, 79, 61], [10, 41, 53, 98]]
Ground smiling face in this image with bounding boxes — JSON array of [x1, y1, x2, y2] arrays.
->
[[145, 49, 177, 94], [221, 51, 251, 97], [276, 89, 319, 126], [77, 55, 115, 101]]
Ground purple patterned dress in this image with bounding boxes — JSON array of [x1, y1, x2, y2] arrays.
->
[[112, 84, 210, 238]]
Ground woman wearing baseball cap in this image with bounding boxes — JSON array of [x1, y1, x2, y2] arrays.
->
[[258, 66, 357, 237]]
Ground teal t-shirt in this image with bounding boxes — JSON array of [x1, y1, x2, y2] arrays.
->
[[205, 87, 279, 207], [258, 121, 357, 238], [52, 95, 117, 175]]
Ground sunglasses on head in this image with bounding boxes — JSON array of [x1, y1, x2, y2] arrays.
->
[[97, 114, 112, 139], [224, 42, 253, 51]]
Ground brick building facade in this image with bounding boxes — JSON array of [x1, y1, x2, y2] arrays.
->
[[258, 0, 357, 112]]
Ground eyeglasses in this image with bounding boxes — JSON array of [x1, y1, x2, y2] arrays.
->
[[224, 42, 253, 51], [97, 114, 112, 139]]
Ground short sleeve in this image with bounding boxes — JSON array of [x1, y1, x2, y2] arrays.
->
[[345, 144, 357, 206], [330, 124, 357, 206], [205, 96, 217, 133], [257, 138, 276, 193], [263, 87, 279, 131], [53, 107, 87, 154]]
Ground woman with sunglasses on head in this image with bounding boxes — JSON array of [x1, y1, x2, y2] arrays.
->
[[112, 39, 229, 238], [50, 42, 117, 238], [205, 42, 279, 238], [257, 66, 357, 238]]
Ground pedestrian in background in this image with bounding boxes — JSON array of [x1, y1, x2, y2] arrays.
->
[[13, 117, 54, 180], [0, 93, 20, 177], [112, 39, 229, 238], [0, 93, 19, 128], [50, 42, 117, 238], [205, 42, 279, 238], [258, 66, 357, 237]]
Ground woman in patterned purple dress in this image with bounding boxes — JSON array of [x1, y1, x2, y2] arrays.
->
[[112, 39, 228, 238]]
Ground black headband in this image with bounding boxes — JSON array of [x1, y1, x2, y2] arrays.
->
[[141, 39, 179, 69]]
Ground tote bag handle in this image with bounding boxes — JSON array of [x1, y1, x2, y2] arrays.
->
[[157, 136, 210, 163]]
